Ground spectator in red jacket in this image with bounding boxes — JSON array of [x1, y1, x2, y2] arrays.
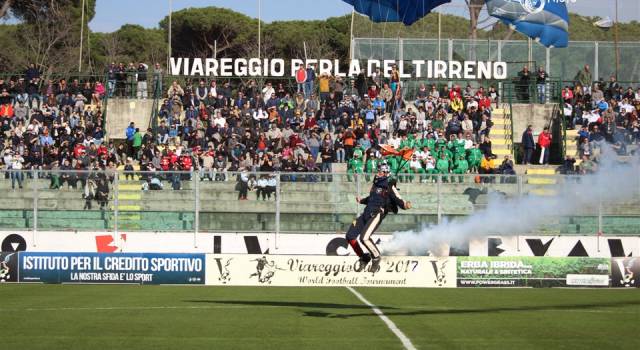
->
[[180, 154, 193, 172], [537, 127, 552, 165]]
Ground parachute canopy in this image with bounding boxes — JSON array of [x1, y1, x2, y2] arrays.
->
[[342, 0, 451, 26], [486, 0, 569, 48]]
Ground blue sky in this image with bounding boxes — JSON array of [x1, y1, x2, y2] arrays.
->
[[89, 0, 639, 33]]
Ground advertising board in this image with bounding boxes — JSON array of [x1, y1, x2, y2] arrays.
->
[[18, 252, 205, 285], [206, 254, 456, 288], [610, 257, 639, 288], [457, 257, 610, 287], [0, 252, 19, 282]]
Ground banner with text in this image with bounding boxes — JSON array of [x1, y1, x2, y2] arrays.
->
[[205, 254, 456, 288], [457, 257, 610, 288], [18, 252, 205, 284]]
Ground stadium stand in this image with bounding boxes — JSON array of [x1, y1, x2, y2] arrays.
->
[[1, 62, 639, 235]]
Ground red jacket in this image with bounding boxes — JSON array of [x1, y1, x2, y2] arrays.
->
[[304, 117, 317, 130], [160, 156, 171, 171], [180, 155, 192, 169], [538, 131, 552, 148], [73, 144, 86, 158]]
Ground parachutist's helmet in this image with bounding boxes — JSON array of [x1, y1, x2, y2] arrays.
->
[[378, 163, 390, 176]]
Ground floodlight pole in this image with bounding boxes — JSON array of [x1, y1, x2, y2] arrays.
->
[[349, 9, 355, 60]]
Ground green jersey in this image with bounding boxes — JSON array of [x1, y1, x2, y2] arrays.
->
[[386, 156, 400, 173], [348, 158, 364, 172], [436, 158, 450, 173], [454, 158, 469, 172], [467, 148, 483, 165], [366, 158, 379, 173], [353, 147, 364, 159], [399, 138, 415, 150]]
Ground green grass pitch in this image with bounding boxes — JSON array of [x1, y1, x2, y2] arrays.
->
[[1, 285, 638, 349]]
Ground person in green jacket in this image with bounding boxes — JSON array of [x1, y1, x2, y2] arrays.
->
[[398, 157, 413, 182], [435, 152, 450, 182], [365, 154, 380, 182], [132, 128, 143, 160], [467, 144, 483, 173], [399, 134, 415, 150], [452, 154, 469, 183], [452, 134, 467, 157], [435, 136, 447, 154], [347, 149, 364, 182], [386, 155, 400, 175], [437, 143, 453, 162], [422, 135, 436, 153]]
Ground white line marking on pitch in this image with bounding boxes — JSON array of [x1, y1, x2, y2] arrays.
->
[[346, 287, 417, 350]]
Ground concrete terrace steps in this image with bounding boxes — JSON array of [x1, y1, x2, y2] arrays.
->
[[524, 166, 559, 187], [490, 108, 514, 160]]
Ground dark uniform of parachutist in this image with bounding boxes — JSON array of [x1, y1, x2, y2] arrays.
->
[[346, 164, 411, 271]]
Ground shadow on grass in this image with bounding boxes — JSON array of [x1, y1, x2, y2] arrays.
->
[[186, 299, 640, 319], [185, 300, 397, 310]]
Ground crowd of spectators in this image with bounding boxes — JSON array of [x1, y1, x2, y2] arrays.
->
[[0, 64, 108, 194], [559, 64, 640, 174], [7, 60, 635, 202], [141, 64, 512, 197], [1, 61, 516, 201]]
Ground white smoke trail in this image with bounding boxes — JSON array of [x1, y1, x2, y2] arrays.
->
[[384, 147, 640, 256]]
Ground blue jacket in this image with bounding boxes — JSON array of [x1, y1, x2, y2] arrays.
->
[[126, 126, 136, 140], [522, 130, 535, 149], [306, 68, 316, 83]]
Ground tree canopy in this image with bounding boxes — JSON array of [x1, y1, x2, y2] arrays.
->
[[0, 4, 638, 76]]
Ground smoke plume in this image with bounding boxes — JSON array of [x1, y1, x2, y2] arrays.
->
[[384, 148, 640, 256]]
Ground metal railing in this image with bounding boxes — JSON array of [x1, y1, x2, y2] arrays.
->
[[1, 169, 638, 247]]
